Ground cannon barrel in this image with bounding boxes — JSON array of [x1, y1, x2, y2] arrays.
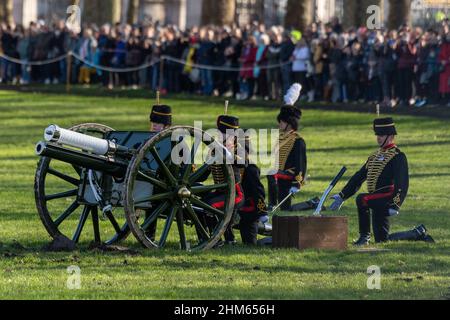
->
[[44, 124, 132, 157], [36, 141, 128, 177]]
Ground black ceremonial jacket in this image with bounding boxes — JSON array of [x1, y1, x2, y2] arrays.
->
[[240, 164, 267, 215], [276, 131, 307, 187], [340, 144, 409, 210]]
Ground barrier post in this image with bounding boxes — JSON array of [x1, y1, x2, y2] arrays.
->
[[158, 57, 164, 92], [66, 52, 72, 93]]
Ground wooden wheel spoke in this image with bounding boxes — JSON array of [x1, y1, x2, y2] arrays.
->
[[54, 200, 80, 226], [188, 164, 210, 184], [150, 147, 177, 186], [190, 183, 228, 195], [185, 203, 210, 241], [48, 167, 79, 186], [135, 191, 173, 205], [45, 189, 78, 201], [182, 139, 200, 183], [72, 165, 82, 176], [137, 170, 168, 190], [158, 205, 177, 247], [141, 202, 170, 230], [190, 197, 225, 217], [105, 210, 122, 234], [72, 205, 90, 243], [176, 207, 187, 250]]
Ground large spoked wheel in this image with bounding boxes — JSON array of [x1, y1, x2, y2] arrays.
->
[[124, 126, 236, 251], [35, 123, 130, 246]]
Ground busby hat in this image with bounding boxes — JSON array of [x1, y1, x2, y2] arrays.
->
[[217, 115, 239, 134], [277, 83, 302, 130], [150, 105, 172, 126], [277, 106, 302, 124], [373, 117, 397, 136]]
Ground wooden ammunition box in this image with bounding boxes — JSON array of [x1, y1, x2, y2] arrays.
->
[[272, 216, 348, 251]]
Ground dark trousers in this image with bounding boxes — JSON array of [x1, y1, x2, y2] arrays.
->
[[268, 175, 292, 211], [382, 70, 395, 100], [396, 67, 414, 102], [267, 68, 281, 100], [239, 212, 260, 245], [356, 194, 390, 243], [202, 190, 244, 243]]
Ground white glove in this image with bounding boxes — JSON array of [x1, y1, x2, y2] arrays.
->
[[388, 209, 399, 217], [289, 187, 300, 195], [329, 194, 344, 211]]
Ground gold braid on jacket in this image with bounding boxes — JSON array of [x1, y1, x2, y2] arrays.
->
[[366, 148, 399, 193], [278, 131, 299, 171], [210, 138, 244, 185]]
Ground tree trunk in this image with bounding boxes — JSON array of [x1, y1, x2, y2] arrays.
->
[[104, 0, 122, 24], [127, 0, 140, 24], [84, 0, 122, 25], [83, 0, 100, 24], [388, 0, 412, 30], [343, 0, 382, 29], [0, 0, 14, 25], [284, 0, 313, 32], [201, 0, 235, 26]]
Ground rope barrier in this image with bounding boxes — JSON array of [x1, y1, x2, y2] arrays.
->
[[0, 53, 68, 66], [70, 52, 160, 73], [162, 55, 292, 72], [0, 52, 292, 73]]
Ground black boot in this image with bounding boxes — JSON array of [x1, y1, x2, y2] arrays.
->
[[353, 234, 371, 246], [389, 225, 435, 243]]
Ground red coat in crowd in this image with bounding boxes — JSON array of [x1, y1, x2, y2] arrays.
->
[[240, 45, 257, 79], [439, 42, 450, 94]]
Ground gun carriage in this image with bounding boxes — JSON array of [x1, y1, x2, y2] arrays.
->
[[35, 124, 236, 251]]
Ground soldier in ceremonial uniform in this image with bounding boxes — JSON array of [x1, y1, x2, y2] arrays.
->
[[208, 115, 270, 245], [146, 103, 172, 240], [149, 104, 172, 132], [330, 118, 434, 245], [238, 147, 269, 245], [197, 115, 245, 244], [268, 84, 307, 211]]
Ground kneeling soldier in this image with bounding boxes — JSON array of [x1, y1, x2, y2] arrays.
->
[[197, 115, 245, 244], [330, 118, 434, 245], [268, 84, 307, 211], [239, 159, 268, 245], [146, 103, 172, 240]]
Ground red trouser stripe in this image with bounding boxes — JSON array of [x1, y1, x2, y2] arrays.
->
[[240, 198, 256, 213], [274, 173, 295, 181], [211, 184, 244, 210]]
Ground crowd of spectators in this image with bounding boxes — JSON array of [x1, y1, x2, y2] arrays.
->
[[1, 17, 450, 107]]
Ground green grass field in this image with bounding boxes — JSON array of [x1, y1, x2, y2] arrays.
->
[[0, 88, 449, 300]]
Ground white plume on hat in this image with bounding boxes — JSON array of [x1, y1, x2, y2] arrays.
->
[[284, 83, 302, 106]]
